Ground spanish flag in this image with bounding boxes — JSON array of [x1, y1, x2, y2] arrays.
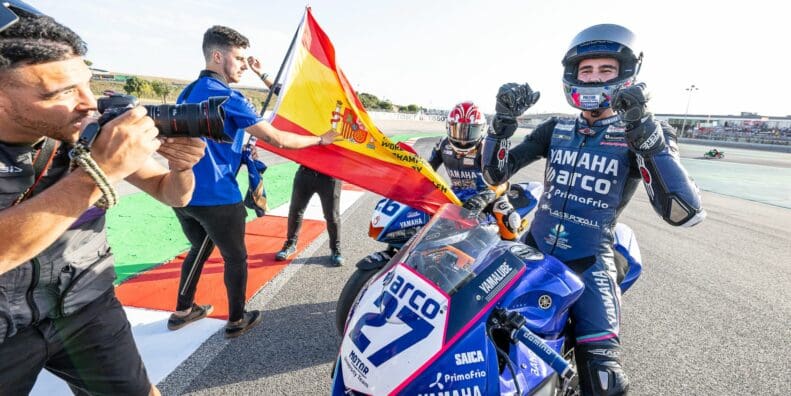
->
[[261, 8, 460, 214]]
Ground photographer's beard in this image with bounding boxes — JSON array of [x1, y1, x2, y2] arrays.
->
[[0, 58, 97, 144], [0, 98, 92, 144]]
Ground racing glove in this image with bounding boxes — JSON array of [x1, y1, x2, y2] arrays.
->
[[462, 190, 497, 217], [491, 83, 540, 139], [492, 196, 528, 241], [612, 83, 665, 155]]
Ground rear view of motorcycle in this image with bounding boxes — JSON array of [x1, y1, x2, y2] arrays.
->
[[332, 202, 643, 395]]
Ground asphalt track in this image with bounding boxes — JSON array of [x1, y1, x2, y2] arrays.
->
[[158, 122, 790, 395]]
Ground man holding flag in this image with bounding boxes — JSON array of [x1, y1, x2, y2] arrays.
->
[[169, 25, 337, 338], [261, 8, 460, 216]]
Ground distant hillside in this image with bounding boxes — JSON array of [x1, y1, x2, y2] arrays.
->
[[90, 71, 276, 111]]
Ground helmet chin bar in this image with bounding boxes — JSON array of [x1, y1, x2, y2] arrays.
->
[[561, 24, 643, 113]]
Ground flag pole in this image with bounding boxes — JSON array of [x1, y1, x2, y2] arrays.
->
[[180, 9, 309, 300], [259, 7, 308, 116]]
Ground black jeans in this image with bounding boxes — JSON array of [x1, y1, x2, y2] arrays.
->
[[0, 289, 151, 396], [286, 165, 342, 251], [174, 202, 248, 322]]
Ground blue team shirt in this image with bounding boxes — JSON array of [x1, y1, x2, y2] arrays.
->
[[177, 73, 263, 206]]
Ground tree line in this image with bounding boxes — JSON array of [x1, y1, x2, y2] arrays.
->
[[122, 76, 174, 103], [358, 92, 421, 113], [120, 76, 422, 112]]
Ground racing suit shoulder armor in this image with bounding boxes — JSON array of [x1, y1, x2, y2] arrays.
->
[[635, 120, 705, 227]]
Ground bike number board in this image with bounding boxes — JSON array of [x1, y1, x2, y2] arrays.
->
[[340, 263, 449, 395], [371, 199, 403, 228]]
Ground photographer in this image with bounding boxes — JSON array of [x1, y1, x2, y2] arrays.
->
[[0, 2, 204, 395], [168, 25, 338, 338]]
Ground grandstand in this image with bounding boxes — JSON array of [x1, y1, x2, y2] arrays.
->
[[656, 113, 791, 146]]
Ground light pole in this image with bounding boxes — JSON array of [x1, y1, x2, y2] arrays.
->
[[680, 84, 699, 138]]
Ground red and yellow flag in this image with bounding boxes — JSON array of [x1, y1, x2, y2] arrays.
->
[[260, 8, 460, 214]]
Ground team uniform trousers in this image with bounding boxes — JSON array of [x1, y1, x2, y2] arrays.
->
[[174, 202, 248, 322], [286, 165, 342, 250]]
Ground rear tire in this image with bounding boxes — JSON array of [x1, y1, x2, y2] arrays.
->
[[335, 267, 381, 335]]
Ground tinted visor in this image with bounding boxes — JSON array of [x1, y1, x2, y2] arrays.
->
[[0, 1, 43, 33], [447, 122, 484, 150]]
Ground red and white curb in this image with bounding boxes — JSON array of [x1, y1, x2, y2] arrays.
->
[[32, 185, 367, 394]]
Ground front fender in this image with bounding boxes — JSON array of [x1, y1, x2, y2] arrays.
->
[[355, 250, 393, 271]]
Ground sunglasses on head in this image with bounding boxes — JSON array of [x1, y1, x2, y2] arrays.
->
[[0, 1, 44, 33]]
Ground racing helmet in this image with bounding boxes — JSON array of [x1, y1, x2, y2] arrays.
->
[[562, 24, 643, 111], [446, 101, 486, 153]]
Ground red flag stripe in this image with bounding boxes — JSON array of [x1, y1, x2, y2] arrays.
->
[[262, 114, 451, 214], [302, 8, 335, 70], [303, 11, 368, 114]]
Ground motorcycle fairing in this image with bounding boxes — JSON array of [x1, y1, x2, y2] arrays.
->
[[340, 263, 451, 395], [369, 198, 429, 244], [612, 223, 643, 293], [498, 246, 585, 337], [396, 323, 499, 396]]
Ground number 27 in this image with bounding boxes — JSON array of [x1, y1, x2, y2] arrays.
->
[[349, 292, 433, 366]]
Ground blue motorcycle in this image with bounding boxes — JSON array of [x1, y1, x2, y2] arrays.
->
[[335, 182, 544, 334], [332, 201, 642, 395]]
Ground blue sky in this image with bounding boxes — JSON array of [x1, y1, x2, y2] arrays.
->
[[35, 0, 789, 117]]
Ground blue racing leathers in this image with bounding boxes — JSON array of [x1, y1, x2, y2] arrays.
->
[[483, 113, 704, 349], [428, 138, 489, 202]]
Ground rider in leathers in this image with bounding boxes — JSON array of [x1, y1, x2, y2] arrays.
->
[[482, 24, 706, 395], [429, 101, 524, 240], [428, 101, 489, 203]]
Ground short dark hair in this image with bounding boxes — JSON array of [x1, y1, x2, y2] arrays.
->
[[0, 12, 86, 70], [202, 25, 249, 59]]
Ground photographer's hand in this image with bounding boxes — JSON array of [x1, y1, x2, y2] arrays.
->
[[88, 106, 160, 183], [157, 137, 206, 171]]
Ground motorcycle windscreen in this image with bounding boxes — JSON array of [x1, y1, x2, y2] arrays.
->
[[400, 204, 501, 295]]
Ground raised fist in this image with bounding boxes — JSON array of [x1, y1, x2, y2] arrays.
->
[[495, 83, 540, 118], [611, 82, 651, 125]]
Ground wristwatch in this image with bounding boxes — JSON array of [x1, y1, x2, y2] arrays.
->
[[260, 73, 269, 81]]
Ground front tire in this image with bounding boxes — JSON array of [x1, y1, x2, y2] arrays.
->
[[335, 268, 379, 335]]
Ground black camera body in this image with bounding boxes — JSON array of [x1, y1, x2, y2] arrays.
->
[[77, 93, 230, 149]]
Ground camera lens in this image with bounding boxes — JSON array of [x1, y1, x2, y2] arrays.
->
[[144, 96, 229, 143]]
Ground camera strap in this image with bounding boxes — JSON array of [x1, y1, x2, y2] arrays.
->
[[13, 137, 59, 206]]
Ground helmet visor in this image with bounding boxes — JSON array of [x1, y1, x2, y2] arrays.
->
[[447, 122, 484, 150]]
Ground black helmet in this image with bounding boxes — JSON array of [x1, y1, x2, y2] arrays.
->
[[0, 1, 44, 33], [562, 24, 642, 111]]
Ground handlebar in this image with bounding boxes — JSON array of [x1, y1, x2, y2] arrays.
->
[[491, 308, 575, 381]]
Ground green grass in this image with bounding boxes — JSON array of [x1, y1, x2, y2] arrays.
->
[[388, 132, 443, 142], [108, 133, 430, 283], [109, 162, 299, 283]]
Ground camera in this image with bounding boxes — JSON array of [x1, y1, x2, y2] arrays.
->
[[77, 93, 230, 148]]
